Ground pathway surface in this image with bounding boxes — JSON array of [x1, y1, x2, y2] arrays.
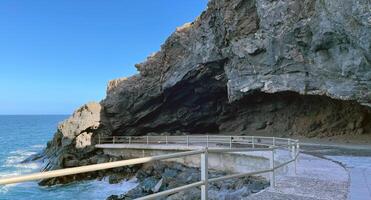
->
[[326, 156, 371, 200], [246, 153, 349, 200], [300, 143, 371, 200]]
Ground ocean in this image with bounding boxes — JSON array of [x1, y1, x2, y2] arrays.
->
[[0, 115, 137, 200]]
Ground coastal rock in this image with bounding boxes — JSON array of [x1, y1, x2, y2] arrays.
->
[[39, 102, 113, 185], [109, 161, 269, 200], [42, 0, 371, 186], [58, 102, 102, 147], [99, 0, 370, 138]]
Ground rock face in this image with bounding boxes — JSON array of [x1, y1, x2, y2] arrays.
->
[[43, 0, 371, 181], [43, 102, 111, 172]]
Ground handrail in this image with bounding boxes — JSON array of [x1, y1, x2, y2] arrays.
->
[[0, 149, 205, 185], [0, 135, 300, 200]]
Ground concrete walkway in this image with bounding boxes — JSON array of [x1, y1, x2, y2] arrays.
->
[[325, 156, 371, 200], [246, 153, 349, 200], [348, 168, 371, 200]]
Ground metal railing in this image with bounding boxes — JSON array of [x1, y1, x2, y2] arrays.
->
[[0, 135, 300, 200], [98, 135, 298, 148]]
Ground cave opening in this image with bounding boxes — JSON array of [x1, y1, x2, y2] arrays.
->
[[115, 60, 370, 139]]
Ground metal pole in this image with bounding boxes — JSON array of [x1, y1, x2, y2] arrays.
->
[[129, 137, 131, 144], [291, 144, 296, 175], [147, 136, 149, 145], [187, 136, 189, 147], [166, 136, 168, 145], [252, 136, 255, 148], [273, 137, 276, 146], [201, 148, 208, 200], [229, 136, 232, 149], [270, 148, 275, 189], [113, 136, 115, 144], [206, 135, 209, 147], [296, 142, 300, 174], [98, 134, 101, 144]]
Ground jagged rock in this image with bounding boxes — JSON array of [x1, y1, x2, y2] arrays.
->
[[41, 0, 371, 185], [112, 161, 269, 200], [44, 102, 105, 168], [141, 177, 159, 193], [59, 102, 102, 147], [99, 0, 370, 138], [75, 132, 93, 149], [152, 178, 163, 193]]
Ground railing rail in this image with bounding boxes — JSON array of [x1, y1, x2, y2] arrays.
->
[[0, 135, 300, 200]]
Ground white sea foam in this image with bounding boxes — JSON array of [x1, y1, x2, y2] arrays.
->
[[31, 144, 45, 149], [0, 146, 139, 199], [5, 162, 41, 170], [1, 147, 42, 178], [0, 185, 11, 194], [35, 177, 139, 199], [0, 172, 22, 193], [9, 149, 37, 156], [3, 149, 40, 169], [0, 171, 21, 178], [0, 147, 42, 195], [88, 177, 139, 197]]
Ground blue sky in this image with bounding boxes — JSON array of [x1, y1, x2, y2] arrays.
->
[[0, 0, 208, 115]]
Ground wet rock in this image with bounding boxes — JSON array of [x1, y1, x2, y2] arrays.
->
[[141, 177, 159, 193], [108, 174, 129, 184]]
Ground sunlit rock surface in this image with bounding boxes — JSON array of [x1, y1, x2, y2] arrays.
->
[[43, 0, 371, 183]]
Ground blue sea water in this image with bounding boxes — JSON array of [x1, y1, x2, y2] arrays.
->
[[0, 115, 137, 200]]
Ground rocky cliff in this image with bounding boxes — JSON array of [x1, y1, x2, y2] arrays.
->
[[43, 0, 370, 181]]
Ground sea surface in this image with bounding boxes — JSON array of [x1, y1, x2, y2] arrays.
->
[[0, 115, 137, 200]]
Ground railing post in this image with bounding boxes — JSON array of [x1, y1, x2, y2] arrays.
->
[[98, 134, 101, 144], [273, 137, 276, 146], [252, 136, 255, 148], [129, 137, 131, 144], [296, 142, 300, 174], [206, 135, 209, 147], [291, 143, 296, 175], [113, 136, 115, 144], [201, 148, 208, 200], [270, 148, 275, 189], [146, 136, 149, 145], [229, 136, 232, 149], [166, 136, 168, 145], [187, 136, 189, 147]]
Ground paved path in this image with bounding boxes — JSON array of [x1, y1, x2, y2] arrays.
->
[[348, 168, 371, 200], [326, 156, 371, 200], [246, 153, 349, 200]]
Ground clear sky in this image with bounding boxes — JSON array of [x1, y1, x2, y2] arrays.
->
[[0, 0, 208, 115]]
